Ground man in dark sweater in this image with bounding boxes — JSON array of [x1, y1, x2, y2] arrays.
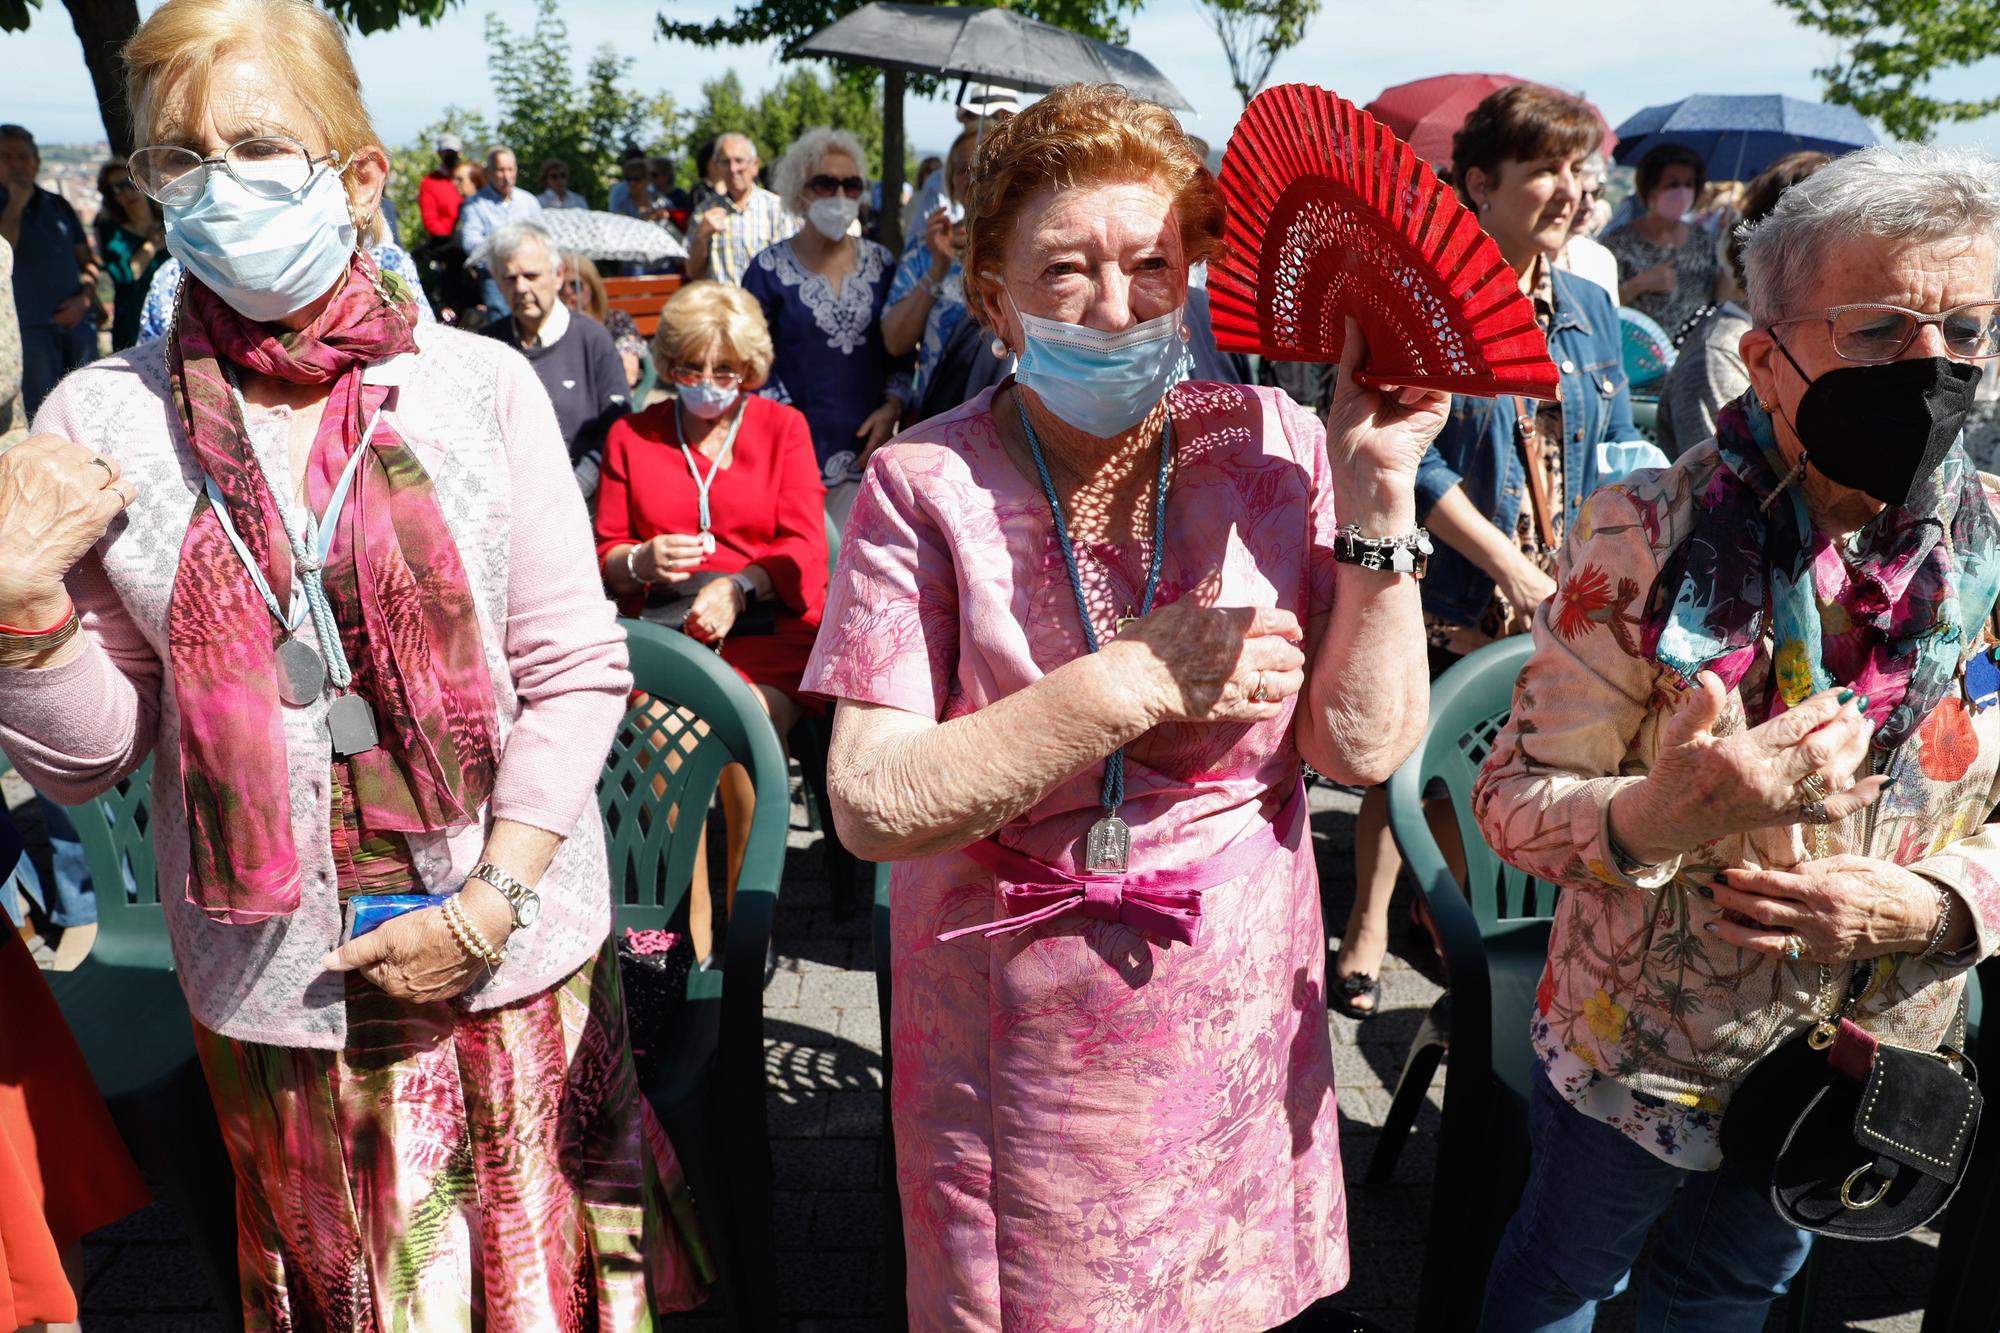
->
[[479, 221, 628, 501]]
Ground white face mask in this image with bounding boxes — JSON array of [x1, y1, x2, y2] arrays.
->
[[164, 164, 356, 322], [807, 195, 860, 240]]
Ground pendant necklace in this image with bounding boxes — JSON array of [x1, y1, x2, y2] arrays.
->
[[1017, 396, 1174, 874], [203, 376, 384, 755], [674, 397, 746, 555]]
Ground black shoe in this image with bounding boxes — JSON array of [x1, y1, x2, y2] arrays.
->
[[1328, 970, 1383, 1020]]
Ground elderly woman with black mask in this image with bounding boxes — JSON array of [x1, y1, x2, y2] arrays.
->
[[1474, 143, 2000, 1332]]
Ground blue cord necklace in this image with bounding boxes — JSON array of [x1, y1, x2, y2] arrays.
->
[[1016, 395, 1174, 874]]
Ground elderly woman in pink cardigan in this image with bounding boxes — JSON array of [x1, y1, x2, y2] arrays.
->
[[0, 1, 706, 1327]]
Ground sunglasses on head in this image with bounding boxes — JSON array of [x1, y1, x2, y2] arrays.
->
[[807, 174, 866, 198]]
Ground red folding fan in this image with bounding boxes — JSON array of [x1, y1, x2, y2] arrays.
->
[[1209, 83, 1561, 401]]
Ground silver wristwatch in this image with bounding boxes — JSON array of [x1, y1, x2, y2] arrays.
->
[[470, 861, 540, 928]]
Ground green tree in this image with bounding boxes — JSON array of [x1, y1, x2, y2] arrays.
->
[[1196, 0, 1320, 107], [484, 0, 675, 208], [0, 0, 467, 157], [1776, 0, 2000, 141], [681, 66, 908, 190]]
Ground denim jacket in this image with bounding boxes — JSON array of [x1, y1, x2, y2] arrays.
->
[[1414, 267, 1640, 626]]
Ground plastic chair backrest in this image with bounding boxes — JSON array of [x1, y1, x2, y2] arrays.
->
[[825, 509, 841, 582], [61, 758, 174, 970], [1386, 635, 1560, 932], [631, 350, 658, 410], [600, 619, 790, 998]]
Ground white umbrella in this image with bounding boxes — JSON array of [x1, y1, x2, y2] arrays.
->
[[466, 208, 687, 269]]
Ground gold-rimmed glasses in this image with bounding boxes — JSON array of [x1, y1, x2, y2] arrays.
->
[[128, 134, 344, 207], [1767, 301, 2000, 364]]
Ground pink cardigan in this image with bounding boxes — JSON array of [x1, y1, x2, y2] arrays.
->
[[1, 325, 631, 1049]]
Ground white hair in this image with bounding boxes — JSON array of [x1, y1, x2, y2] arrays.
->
[[772, 127, 868, 214], [1739, 143, 2000, 325], [486, 220, 555, 271]]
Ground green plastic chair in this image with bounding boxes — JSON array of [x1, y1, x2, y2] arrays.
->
[[35, 758, 243, 1328], [1367, 635, 1553, 1332], [602, 618, 789, 1329], [1630, 394, 1661, 445]]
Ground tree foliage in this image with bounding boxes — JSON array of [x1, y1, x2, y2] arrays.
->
[[682, 67, 893, 181], [659, 0, 1144, 52], [1775, 0, 2000, 141], [483, 0, 675, 208], [1196, 0, 1320, 107]]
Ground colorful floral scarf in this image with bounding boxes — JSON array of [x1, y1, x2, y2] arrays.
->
[[167, 254, 499, 923], [1643, 394, 2000, 749]]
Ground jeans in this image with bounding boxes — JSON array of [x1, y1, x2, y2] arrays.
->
[[1479, 1073, 1814, 1333], [19, 321, 98, 420], [1, 796, 95, 928]]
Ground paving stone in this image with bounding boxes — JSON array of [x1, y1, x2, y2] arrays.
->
[[797, 969, 880, 1010], [810, 1190, 887, 1248], [824, 1089, 884, 1138], [772, 1190, 816, 1247], [775, 1247, 872, 1315], [82, 1241, 220, 1312], [772, 1136, 879, 1191]]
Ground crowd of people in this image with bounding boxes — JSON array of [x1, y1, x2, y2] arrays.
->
[[3, 0, 2000, 1330]]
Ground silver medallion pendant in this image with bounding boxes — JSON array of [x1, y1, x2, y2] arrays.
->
[[276, 636, 327, 707], [328, 693, 380, 756], [699, 530, 717, 555], [1083, 814, 1131, 875]]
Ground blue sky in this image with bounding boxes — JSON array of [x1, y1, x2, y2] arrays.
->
[[5, 0, 1996, 163]]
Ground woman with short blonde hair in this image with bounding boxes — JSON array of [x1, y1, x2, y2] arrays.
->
[[0, 0, 709, 1325], [650, 278, 774, 387], [807, 82, 1441, 1328]]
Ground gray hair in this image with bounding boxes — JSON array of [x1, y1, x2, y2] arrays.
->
[[487, 220, 555, 271], [772, 127, 868, 213], [1739, 143, 2000, 325], [485, 143, 517, 169]]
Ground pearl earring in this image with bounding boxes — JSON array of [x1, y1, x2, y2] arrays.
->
[[991, 336, 1009, 359]]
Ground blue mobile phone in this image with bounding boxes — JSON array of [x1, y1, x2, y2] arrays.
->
[[341, 893, 450, 943]]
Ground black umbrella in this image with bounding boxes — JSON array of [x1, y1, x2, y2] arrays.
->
[[797, 2, 1194, 241]]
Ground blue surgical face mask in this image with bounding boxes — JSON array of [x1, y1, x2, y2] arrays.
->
[[679, 378, 739, 419], [1009, 296, 1190, 437], [163, 163, 356, 323]]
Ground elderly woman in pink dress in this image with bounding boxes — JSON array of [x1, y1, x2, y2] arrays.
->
[[805, 83, 1444, 1329], [0, 0, 706, 1326]]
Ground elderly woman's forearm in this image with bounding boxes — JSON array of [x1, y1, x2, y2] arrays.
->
[[828, 650, 1156, 860], [1299, 573, 1428, 785]]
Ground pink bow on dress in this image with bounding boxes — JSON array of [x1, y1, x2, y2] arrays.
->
[[938, 780, 1306, 947]]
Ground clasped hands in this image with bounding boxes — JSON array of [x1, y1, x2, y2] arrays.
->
[[319, 876, 517, 1005], [1611, 671, 1950, 964]]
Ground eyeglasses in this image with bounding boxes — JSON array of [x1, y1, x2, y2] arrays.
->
[[1769, 301, 2000, 364], [128, 134, 342, 206], [669, 365, 744, 389], [806, 174, 866, 199]]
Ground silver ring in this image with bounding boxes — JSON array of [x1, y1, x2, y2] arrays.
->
[[88, 456, 114, 477], [1797, 772, 1830, 802], [1801, 799, 1834, 825]]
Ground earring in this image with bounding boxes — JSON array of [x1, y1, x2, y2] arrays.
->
[[1478, 201, 1489, 213], [991, 336, 1009, 359]]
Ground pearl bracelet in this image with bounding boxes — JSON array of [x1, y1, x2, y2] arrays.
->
[[442, 893, 503, 967], [1922, 882, 1956, 960]]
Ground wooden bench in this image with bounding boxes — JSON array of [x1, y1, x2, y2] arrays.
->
[[604, 274, 683, 338]]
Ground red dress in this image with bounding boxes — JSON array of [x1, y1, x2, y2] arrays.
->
[[596, 395, 830, 708], [0, 927, 151, 1327]]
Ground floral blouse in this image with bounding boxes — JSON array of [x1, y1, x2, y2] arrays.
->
[[1474, 439, 2000, 1167], [884, 232, 968, 399]]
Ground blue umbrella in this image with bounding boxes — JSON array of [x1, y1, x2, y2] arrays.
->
[[1612, 94, 1877, 181]]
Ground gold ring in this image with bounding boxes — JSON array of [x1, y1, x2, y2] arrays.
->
[[1783, 934, 1805, 962], [1797, 772, 1830, 802], [89, 456, 114, 477]]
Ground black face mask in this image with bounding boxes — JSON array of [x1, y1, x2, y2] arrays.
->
[[1773, 336, 1983, 508]]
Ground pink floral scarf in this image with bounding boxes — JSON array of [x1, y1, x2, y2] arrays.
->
[[166, 255, 499, 923]]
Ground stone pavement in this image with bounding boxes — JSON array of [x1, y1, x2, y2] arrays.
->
[[77, 782, 1940, 1331]]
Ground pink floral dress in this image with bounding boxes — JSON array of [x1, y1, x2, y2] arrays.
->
[[802, 380, 1349, 1331]]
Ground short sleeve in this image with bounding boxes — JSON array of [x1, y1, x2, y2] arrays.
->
[[887, 234, 927, 305], [800, 449, 960, 719]]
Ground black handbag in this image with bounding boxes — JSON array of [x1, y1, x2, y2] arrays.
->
[[617, 926, 696, 1088], [1722, 1002, 1980, 1240]]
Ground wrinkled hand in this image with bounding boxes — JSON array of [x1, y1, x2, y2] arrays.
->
[[683, 575, 744, 643], [51, 293, 90, 329], [856, 400, 901, 459], [633, 532, 708, 585], [923, 207, 955, 268], [1497, 552, 1557, 622], [1111, 572, 1306, 725], [1708, 855, 1942, 963], [0, 435, 138, 625], [1633, 675, 1886, 852], [697, 206, 728, 239], [319, 882, 515, 1003], [1323, 317, 1449, 528]]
